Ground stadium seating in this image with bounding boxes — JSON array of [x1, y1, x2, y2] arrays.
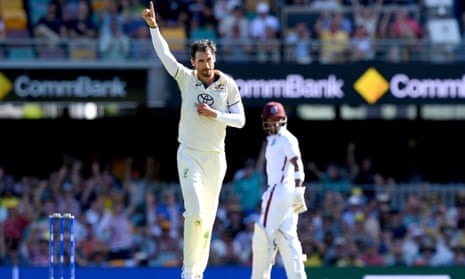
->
[[36, 46, 67, 60], [2, 10, 28, 30], [160, 26, 188, 60], [7, 47, 36, 60], [160, 26, 187, 51], [69, 46, 97, 60]]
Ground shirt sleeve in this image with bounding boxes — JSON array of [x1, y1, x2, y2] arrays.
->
[[149, 28, 179, 77], [216, 101, 246, 128]]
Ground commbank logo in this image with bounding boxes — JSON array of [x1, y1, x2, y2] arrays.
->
[[354, 67, 389, 104], [0, 72, 13, 101]]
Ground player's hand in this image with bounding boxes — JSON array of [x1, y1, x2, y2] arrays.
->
[[141, 1, 157, 28], [197, 103, 217, 118], [292, 187, 307, 214]]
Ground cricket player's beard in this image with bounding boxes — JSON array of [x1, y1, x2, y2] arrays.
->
[[264, 123, 280, 135], [198, 68, 214, 80]]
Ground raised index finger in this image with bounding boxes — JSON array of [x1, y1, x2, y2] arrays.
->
[[150, 1, 155, 14]]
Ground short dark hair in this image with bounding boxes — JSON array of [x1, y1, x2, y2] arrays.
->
[[190, 39, 217, 60]]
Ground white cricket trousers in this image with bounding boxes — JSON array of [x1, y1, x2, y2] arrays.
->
[[251, 184, 307, 279], [177, 144, 227, 279]]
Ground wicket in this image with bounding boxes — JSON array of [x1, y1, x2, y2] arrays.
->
[[49, 213, 75, 279]]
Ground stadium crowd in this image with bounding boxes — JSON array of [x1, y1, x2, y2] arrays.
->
[[0, 0, 464, 63], [1, 141, 465, 268], [1, 0, 465, 270]]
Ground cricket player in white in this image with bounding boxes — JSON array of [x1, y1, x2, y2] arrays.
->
[[142, 2, 246, 279], [251, 102, 307, 279]]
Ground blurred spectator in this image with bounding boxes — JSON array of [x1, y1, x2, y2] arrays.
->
[[86, 248, 110, 267], [335, 239, 365, 266], [220, 24, 253, 62], [384, 237, 408, 266], [0, 239, 30, 266], [378, 9, 402, 63], [351, 0, 382, 38], [189, 22, 218, 41], [0, 177, 20, 222], [107, 196, 136, 261], [435, 224, 456, 266], [223, 205, 244, 238], [156, 0, 189, 28], [209, 229, 242, 266], [314, 9, 353, 35], [350, 23, 375, 62], [401, 225, 425, 265], [347, 143, 383, 200], [218, 5, 249, 40], [150, 220, 182, 266], [231, 152, 265, 217], [324, 236, 346, 265], [450, 241, 465, 266], [213, 0, 242, 23], [65, 0, 97, 39], [249, 2, 281, 63], [131, 219, 157, 266], [56, 182, 82, 217], [156, 188, 183, 238], [98, 18, 130, 59], [342, 195, 365, 230], [317, 206, 344, 242], [402, 194, 423, 229], [447, 190, 465, 228], [383, 208, 407, 240], [255, 25, 281, 63], [285, 21, 313, 64], [315, 13, 350, 63], [234, 213, 257, 265], [249, 2, 281, 35], [362, 197, 383, 242], [218, 5, 253, 63], [85, 194, 111, 243], [75, 218, 109, 267], [2, 203, 29, 245], [360, 239, 385, 266], [99, 1, 125, 37], [140, 190, 163, 237], [128, 24, 156, 59], [350, 212, 374, 245], [126, 156, 163, 209], [33, 1, 67, 47], [389, 9, 423, 60], [302, 239, 324, 267], [412, 237, 442, 266], [185, 0, 217, 37], [25, 227, 49, 267], [390, 9, 423, 39], [121, 0, 147, 36], [307, 162, 351, 199]]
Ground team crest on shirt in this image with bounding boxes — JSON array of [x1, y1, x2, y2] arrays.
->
[[213, 81, 225, 91], [197, 93, 214, 106]]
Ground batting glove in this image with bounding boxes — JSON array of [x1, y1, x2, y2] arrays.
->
[[292, 187, 307, 214]]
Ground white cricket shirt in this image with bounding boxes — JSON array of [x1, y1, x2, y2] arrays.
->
[[265, 127, 302, 187], [175, 66, 242, 152], [149, 28, 243, 152]]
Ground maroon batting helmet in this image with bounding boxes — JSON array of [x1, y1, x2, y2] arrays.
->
[[262, 101, 286, 120], [262, 102, 287, 135]]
